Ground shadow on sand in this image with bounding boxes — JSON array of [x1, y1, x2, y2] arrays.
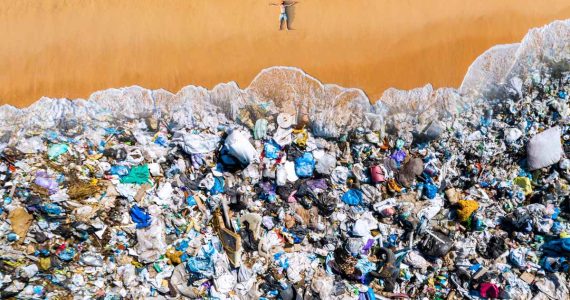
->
[[286, 2, 296, 30]]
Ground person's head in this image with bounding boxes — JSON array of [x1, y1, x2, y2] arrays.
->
[[281, 1, 286, 4]]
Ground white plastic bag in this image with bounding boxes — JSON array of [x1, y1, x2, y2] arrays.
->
[[314, 150, 337, 175], [173, 132, 221, 154], [135, 219, 167, 263], [284, 161, 298, 182], [527, 126, 562, 170], [224, 130, 258, 165], [276, 165, 287, 186]]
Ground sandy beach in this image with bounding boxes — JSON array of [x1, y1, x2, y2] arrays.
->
[[0, 0, 569, 107]]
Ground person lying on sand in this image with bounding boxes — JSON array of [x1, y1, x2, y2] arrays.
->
[[270, 1, 297, 30]]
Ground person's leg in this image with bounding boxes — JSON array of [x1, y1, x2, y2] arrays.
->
[[281, 14, 289, 30], [279, 15, 284, 30]]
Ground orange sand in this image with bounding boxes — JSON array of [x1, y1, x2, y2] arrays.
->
[[0, 0, 569, 107]]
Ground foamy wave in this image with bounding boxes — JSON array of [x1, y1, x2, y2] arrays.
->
[[460, 19, 570, 96], [0, 19, 569, 141]]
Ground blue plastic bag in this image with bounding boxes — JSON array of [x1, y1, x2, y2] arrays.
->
[[508, 248, 527, 268], [210, 176, 225, 195], [273, 252, 289, 269], [130, 205, 152, 229], [356, 258, 376, 276], [367, 286, 376, 300], [186, 195, 197, 206], [259, 181, 276, 202], [154, 136, 168, 147], [165, 165, 181, 178], [185, 242, 216, 278], [186, 256, 212, 276], [58, 247, 76, 261], [7, 233, 18, 242], [264, 140, 281, 159], [541, 256, 569, 272], [47, 144, 69, 160], [220, 146, 242, 167], [541, 238, 570, 257], [342, 189, 363, 206], [424, 183, 438, 199], [176, 239, 190, 251], [110, 165, 130, 176], [42, 203, 63, 215], [295, 152, 315, 178]]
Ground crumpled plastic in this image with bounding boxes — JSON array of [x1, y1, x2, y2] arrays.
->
[[172, 132, 221, 154], [120, 164, 151, 184], [129, 205, 152, 229], [527, 126, 563, 170], [294, 152, 315, 178], [224, 130, 259, 165], [47, 143, 69, 160]]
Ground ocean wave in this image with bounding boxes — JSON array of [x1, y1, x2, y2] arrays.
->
[[0, 19, 568, 140]]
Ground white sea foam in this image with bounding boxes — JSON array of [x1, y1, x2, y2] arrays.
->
[[0, 19, 568, 140]]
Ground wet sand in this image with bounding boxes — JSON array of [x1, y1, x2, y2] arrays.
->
[[0, 0, 569, 107]]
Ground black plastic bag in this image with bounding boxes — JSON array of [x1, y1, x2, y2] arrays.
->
[[418, 231, 454, 258]]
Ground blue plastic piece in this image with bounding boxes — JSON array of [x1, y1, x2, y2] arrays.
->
[[342, 189, 363, 206], [424, 183, 438, 199], [7, 233, 18, 242], [110, 165, 130, 176], [130, 205, 152, 229], [264, 140, 281, 159], [58, 247, 76, 261], [42, 203, 63, 215], [210, 176, 225, 195], [294, 152, 315, 178], [186, 195, 197, 206], [154, 136, 168, 147], [176, 239, 189, 251], [541, 238, 570, 257]]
